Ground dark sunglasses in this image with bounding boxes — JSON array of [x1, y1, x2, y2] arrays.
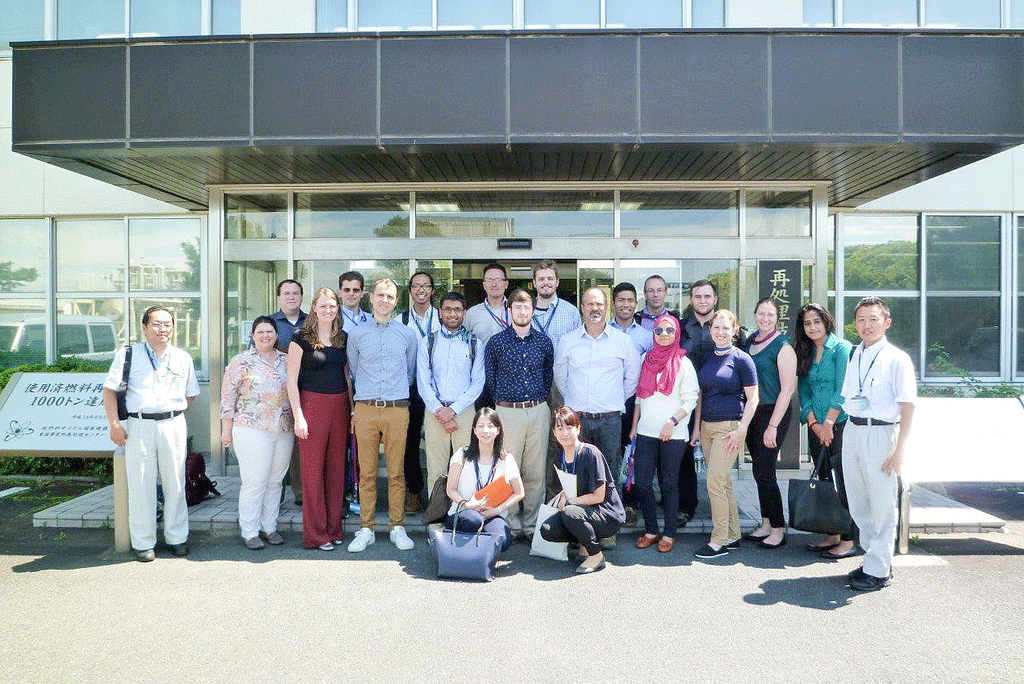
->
[[654, 326, 676, 336]]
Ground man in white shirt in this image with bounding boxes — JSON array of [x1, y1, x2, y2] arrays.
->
[[338, 270, 370, 332], [417, 292, 485, 491], [102, 306, 200, 562], [402, 271, 441, 513], [554, 287, 641, 483], [840, 296, 916, 592]]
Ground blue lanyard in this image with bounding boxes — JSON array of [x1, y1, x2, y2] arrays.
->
[[474, 456, 498, 490], [485, 301, 509, 329], [559, 442, 581, 474], [856, 343, 883, 395], [342, 308, 363, 327], [143, 344, 160, 372], [412, 309, 434, 338], [532, 298, 559, 336]]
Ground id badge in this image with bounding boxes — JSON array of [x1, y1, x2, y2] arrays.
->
[[848, 395, 869, 411]]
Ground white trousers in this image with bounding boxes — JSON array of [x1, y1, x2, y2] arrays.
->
[[233, 425, 293, 539], [842, 422, 899, 578], [496, 402, 550, 534], [423, 405, 474, 495], [124, 414, 189, 550]]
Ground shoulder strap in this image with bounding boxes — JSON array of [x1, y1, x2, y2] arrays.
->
[[121, 344, 133, 387], [633, 312, 642, 325], [469, 333, 477, 367], [402, 310, 410, 325], [427, 330, 438, 374]]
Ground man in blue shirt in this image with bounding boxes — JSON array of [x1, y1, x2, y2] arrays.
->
[[346, 278, 419, 553], [485, 288, 553, 539], [338, 270, 370, 333], [271, 279, 306, 506]]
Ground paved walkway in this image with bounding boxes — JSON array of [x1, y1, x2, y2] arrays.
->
[[33, 472, 1005, 536]]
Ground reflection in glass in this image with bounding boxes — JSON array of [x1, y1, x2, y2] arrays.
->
[[213, 0, 241, 34], [129, 218, 201, 292], [617, 259, 738, 317], [926, 216, 1000, 291], [0, 220, 47, 294], [843, 0, 917, 26], [925, 0, 1000, 28], [56, 220, 125, 292], [57, 0, 126, 38], [525, 0, 600, 27], [746, 190, 811, 238], [317, 0, 348, 31], [56, 298, 125, 361], [826, 214, 836, 291], [438, 0, 513, 28], [129, 298, 203, 370], [842, 215, 918, 291], [843, 296, 920, 373], [0, 299, 47, 366], [415, 191, 613, 238], [926, 297, 1000, 377], [225, 194, 287, 239], [606, 0, 682, 28], [224, 261, 288, 354], [803, 0, 834, 26], [692, 0, 725, 27], [130, 0, 201, 37], [295, 193, 409, 239], [620, 191, 738, 238], [295, 260, 410, 310], [358, 0, 431, 29], [2, 0, 45, 48]]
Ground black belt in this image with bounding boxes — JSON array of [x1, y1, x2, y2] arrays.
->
[[497, 400, 542, 409], [128, 410, 184, 421], [849, 416, 895, 427], [580, 411, 619, 420], [355, 399, 410, 408]]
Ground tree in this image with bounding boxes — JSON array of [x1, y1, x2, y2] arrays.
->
[[0, 262, 39, 293]]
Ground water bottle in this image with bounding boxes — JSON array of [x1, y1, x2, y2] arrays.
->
[[693, 441, 706, 475]]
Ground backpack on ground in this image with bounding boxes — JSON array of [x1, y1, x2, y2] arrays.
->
[[185, 452, 221, 506]]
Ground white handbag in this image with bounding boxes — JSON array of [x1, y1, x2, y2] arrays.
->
[[530, 494, 569, 561]]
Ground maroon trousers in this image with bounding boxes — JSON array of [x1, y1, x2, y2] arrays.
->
[[298, 390, 350, 548]]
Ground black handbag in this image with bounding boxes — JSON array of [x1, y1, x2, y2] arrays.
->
[[787, 448, 853, 535], [429, 504, 501, 582], [422, 474, 450, 524], [115, 345, 133, 421]]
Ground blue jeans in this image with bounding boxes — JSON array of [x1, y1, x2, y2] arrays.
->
[[445, 510, 512, 552]]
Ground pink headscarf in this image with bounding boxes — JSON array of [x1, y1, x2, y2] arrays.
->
[[636, 313, 687, 399]]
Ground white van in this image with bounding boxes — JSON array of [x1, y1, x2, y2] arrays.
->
[[0, 314, 119, 363]]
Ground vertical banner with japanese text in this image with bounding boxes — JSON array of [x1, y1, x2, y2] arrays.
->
[[757, 261, 801, 336]]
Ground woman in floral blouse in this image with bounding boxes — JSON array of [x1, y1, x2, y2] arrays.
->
[[221, 315, 293, 550]]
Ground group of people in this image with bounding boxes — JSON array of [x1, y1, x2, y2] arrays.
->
[[104, 261, 915, 591]]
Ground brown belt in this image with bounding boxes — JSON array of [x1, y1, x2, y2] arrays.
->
[[355, 399, 410, 408], [580, 411, 619, 420], [496, 400, 542, 409]]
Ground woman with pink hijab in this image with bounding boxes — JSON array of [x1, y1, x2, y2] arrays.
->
[[628, 313, 699, 553]]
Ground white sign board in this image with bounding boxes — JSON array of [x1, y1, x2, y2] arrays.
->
[[0, 373, 113, 453], [903, 396, 1024, 483]]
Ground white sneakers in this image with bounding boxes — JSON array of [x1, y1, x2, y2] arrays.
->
[[347, 527, 375, 553], [390, 525, 415, 551], [346, 525, 415, 552]]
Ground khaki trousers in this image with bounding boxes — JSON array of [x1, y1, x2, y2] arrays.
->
[[353, 403, 409, 530], [701, 419, 741, 547], [423, 405, 474, 494], [496, 402, 550, 534]]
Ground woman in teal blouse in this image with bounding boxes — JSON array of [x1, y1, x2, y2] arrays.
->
[[794, 303, 858, 559]]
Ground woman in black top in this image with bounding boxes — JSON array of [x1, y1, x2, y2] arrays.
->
[[286, 287, 351, 551], [540, 407, 626, 574]]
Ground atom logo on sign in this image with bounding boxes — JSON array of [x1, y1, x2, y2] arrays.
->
[[5, 420, 34, 441]]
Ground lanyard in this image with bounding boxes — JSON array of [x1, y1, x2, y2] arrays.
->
[[532, 298, 559, 336], [485, 301, 509, 329], [474, 456, 498, 490], [559, 442, 581, 474], [342, 308, 364, 327], [412, 308, 434, 338], [856, 343, 883, 395], [143, 344, 161, 372]]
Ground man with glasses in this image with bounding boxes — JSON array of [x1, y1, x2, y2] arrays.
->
[[270, 279, 307, 506], [400, 271, 440, 513], [102, 306, 200, 562], [417, 292, 485, 491], [338, 271, 370, 333], [466, 262, 509, 409], [634, 275, 680, 331]]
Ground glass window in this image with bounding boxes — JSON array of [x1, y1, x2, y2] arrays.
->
[[843, 0, 918, 26], [0, 220, 47, 294], [1014, 0, 1024, 28], [926, 296, 1000, 377], [438, 0, 513, 29], [1018, 217, 1024, 376], [415, 191, 613, 238], [224, 260, 288, 354], [225, 194, 288, 240], [803, 0, 834, 26], [0, 299, 47, 366], [57, 0, 126, 39], [128, 218, 201, 293], [1, 0, 45, 50], [56, 299, 125, 362], [213, 0, 241, 34], [295, 193, 410, 239], [129, 297, 202, 369], [606, 0, 683, 28], [130, 0, 201, 37], [746, 190, 811, 238], [316, 0, 348, 32], [525, 0, 600, 28], [618, 259, 739, 317], [925, 216, 1000, 292], [692, 0, 725, 27], [842, 215, 919, 291], [358, 0, 432, 29], [56, 220, 125, 292], [295, 260, 409, 307], [843, 296, 921, 373], [578, 261, 615, 310], [620, 191, 738, 238], [410, 260, 453, 311], [826, 214, 836, 291], [925, 0, 1000, 28]]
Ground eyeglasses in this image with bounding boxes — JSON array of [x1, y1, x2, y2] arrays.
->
[[654, 326, 676, 336], [148, 322, 173, 330], [410, 284, 433, 291], [484, 277, 507, 284], [440, 307, 464, 314], [645, 287, 667, 294]]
